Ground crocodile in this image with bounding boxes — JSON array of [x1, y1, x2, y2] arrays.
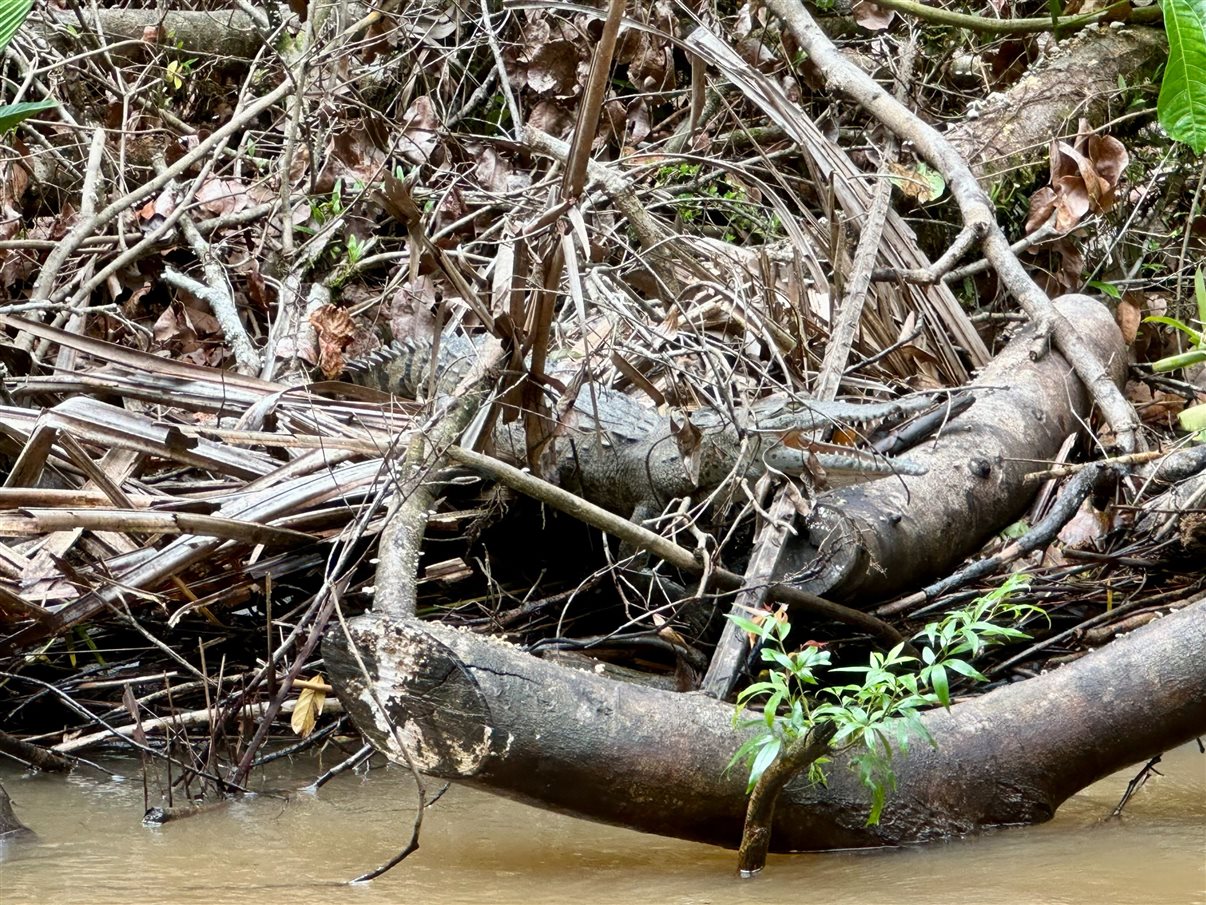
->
[[345, 333, 935, 516]]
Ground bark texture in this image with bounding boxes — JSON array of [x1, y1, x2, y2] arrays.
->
[[39, 10, 265, 62], [947, 27, 1167, 192], [325, 599, 1206, 851], [782, 293, 1127, 602]]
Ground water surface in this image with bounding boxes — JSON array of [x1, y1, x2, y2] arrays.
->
[[1, 743, 1202, 904]]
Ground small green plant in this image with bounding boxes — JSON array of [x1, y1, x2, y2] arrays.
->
[[164, 56, 197, 92], [345, 233, 374, 266], [729, 572, 1041, 824], [1086, 279, 1122, 300], [1143, 266, 1206, 439], [653, 162, 702, 186], [316, 181, 345, 225], [1145, 266, 1206, 372]]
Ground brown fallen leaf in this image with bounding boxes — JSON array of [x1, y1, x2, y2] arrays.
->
[[309, 304, 357, 379], [291, 673, 326, 738], [1025, 121, 1129, 235], [1115, 296, 1142, 345], [853, 0, 895, 31]]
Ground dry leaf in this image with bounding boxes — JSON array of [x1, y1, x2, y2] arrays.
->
[[527, 41, 581, 96], [671, 409, 703, 485], [309, 304, 357, 379], [527, 100, 574, 138], [1025, 123, 1129, 235], [853, 0, 895, 30], [291, 674, 326, 738], [195, 177, 250, 217], [398, 96, 441, 165], [1057, 500, 1111, 549], [1115, 297, 1142, 345], [886, 160, 945, 203]]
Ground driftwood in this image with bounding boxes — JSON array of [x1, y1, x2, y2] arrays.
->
[[322, 291, 1179, 853], [324, 597, 1206, 850], [783, 292, 1127, 602]]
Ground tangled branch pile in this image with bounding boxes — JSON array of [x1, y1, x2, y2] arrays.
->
[[0, 0, 1200, 805]]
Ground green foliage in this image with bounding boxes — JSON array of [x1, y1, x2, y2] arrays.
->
[[0, 0, 56, 132], [0, 0, 32, 52], [0, 99, 55, 132], [1144, 269, 1206, 436], [345, 233, 364, 265], [1159, 0, 1206, 152], [1179, 402, 1206, 438], [653, 163, 782, 244], [1000, 518, 1030, 539], [1145, 267, 1206, 438], [728, 573, 1041, 824], [1087, 279, 1122, 300], [164, 57, 197, 92]]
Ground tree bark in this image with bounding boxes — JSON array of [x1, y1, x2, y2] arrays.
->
[[781, 292, 1127, 602], [324, 597, 1206, 851], [946, 28, 1168, 194]]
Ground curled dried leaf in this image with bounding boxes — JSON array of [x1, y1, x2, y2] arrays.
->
[[1025, 124, 1129, 235], [309, 305, 357, 379], [291, 674, 327, 738], [853, 0, 895, 31]]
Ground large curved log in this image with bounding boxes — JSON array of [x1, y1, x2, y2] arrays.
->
[[781, 293, 1127, 602], [324, 598, 1206, 851]]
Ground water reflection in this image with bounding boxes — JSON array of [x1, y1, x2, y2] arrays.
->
[[1, 744, 1202, 905]]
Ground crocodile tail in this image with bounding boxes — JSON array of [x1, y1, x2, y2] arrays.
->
[[342, 338, 431, 396], [342, 333, 482, 399]]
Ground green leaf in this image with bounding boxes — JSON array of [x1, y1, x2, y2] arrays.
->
[[0, 0, 32, 54], [832, 664, 872, 675], [1196, 267, 1206, 328], [765, 689, 784, 716], [0, 99, 56, 133], [727, 733, 769, 774], [930, 664, 950, 707], [915, 163, 945, 202], [1087, 280, 1122, 300], [1000, 518, 1030, 539], [1151, 349, 1206, 373], [726, 613, 769, 637], [945, 658, 988, 682], [749, 735, 782, 787], [738, 680, 778, 698], [767, 649, 796, 670], [1159, 0, 1206, 152], [1143, 316, 1201, 349], [1144, 315, 1204, 347], [1178, 402, 1206, 439]]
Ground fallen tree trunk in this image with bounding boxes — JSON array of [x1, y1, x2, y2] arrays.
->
[[946, 27, 1167, 194], [324, 597, 1206, 850], [781, 292, 1127, 602]]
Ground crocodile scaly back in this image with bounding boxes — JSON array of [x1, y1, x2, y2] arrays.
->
[[343, 333, 482, 399]]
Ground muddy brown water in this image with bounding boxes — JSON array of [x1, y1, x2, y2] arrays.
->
[[1, 743, 1202, 905]]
